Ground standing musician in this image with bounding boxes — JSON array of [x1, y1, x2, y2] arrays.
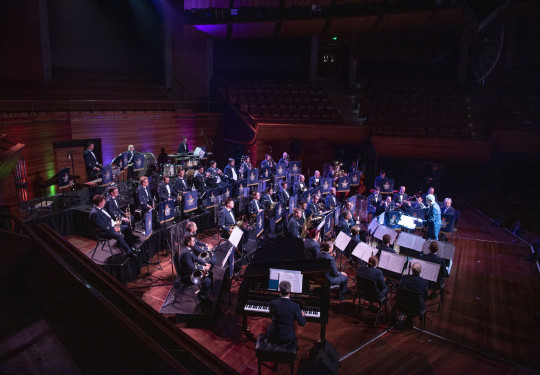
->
[[266, 280, 306, 346], [178, 136, 189, 154], [186, 221, 216, 270], [393, 186, 411, 211], [248, 191, 263, 218], [126, 144, 136, 179], [278, 152, 290, 167], [307, 194, 321, 217], [217, 198, 237, 239], [422, 187, 437, 205], [193, 166, 209, 193], [83, 141, 101, 181], [293, 175, 307, 196], [304, 229, 321, 259], [239, 156, 252, 180], [325, 187, 338, 209], [367, 186, 382, 214], [349, 161, 359, 173], [279, 181, 291, 207], [309, 170, 322, 189], [298, 201, 308, 225], [261, 187, 274, 209], [287, 208, 303, 239], [261, 154, 275, 171], [223, 158, 238, 182], [318, 242, 348, 298], [326, 165, 335, 179], [105, 186, 133, 228], [158, 175, 178, 202], [422, 194, 441, 240], [90, 194, 136, 256], [374, 170, 386, 189], [174, 168, 189, 193], [136, 176, 155, 214], [176, 235, 211, 302], [336, 210, 352, 236]]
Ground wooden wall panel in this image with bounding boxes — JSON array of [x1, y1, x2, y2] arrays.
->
[[255, 123, 371, 173], [371, 136, 493, 163], [492, 130, 540, 158]]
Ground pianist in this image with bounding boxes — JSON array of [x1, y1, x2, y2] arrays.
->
[[266, 280, 306, 345]]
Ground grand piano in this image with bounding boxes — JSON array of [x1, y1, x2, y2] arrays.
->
[[236, 237, 332, 340]]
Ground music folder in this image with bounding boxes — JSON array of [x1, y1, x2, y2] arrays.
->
[[378, 251, 407, 274], [351, 242, 377, 263], [422, 240, 455, 261], [405, 259, 440, 283], [373, 225, 398, 244], [367, 218, 379, 235], [334, 231, 351, 251], [228, 226, 243, 248], [395, 232, 426, 253]]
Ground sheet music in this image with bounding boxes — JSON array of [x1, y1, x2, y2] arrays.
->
[[367, 218, 379, 234], [398, 214, 417, 230], [334, 231, 352, 251], [228, 226, 244, 248], [278, 272, 303, 293], [378, 251, 407, 274], [422, 240, 456, 261], [373, 225, 398, 244], [352, 242, 377, 263], [220, 243, 235, 269], [406, 259, 440, 282], [395, 232, 426, 252]]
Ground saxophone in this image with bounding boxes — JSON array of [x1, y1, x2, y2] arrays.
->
[[301, 214, 313, 238]]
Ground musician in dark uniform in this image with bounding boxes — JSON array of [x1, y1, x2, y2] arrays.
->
[[279, 181, 291, 206], [318, 242, 348, 297], [393, 186, 411, 211], [356, 256, 389, 301], [307, 194, 321, 218], [174, 168, 189, 193], [442, 198, 455, 216], [178, 136, 189, 154], [325, 188, 338, 209], [423, 194, 441, 240], [368, 186, 382, 214], [136, 176, 154, 213], [309, 170, 322, 188], [217, 198, 236, 239], [336, 210, 351, 236], [374, 170, 385, 189], [105, 186, 133, 228], [260, 154, 275, 171], [205, 161, 224, 188], [193, 166, 209, 193], [376, 234, 396, 258], [157, 175, 177, 202], [248, 191, 263, 218], [83, 141, 101, 181], [287, 208, 302, 239], [266, 280, 306, 345], [126, 144, 136, 179], [379, 196, 396, 214], [176, 235, 211, 302], [399, 262, 429, 311], [304, 229, 321, 259], [422, 187, 438, 206], [90, 194, 135, 255], [346, 225, 362, 261], [239, 156, 252, 180], [186, 221, 216, 269], [223, 158, 238, 182], [326, 165, 335, 179], [293, 175, 307, 196], [420, 241, 448, 292], [261, 187, 274, 209], [278, 152, 289, 167], [298, 201, 308, 225]]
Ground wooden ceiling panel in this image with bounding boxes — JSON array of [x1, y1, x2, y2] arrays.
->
[[279, 19, 326, 37]]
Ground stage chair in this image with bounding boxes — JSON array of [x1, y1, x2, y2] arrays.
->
[[352, 275, 389, 327], [255, 334, 297, 375], [89, 228, 114, 259], [392, 288, 426, 342], [163, 249, 199, 308]]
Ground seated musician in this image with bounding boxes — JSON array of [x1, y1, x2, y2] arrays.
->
[[379, 196, 396, 214], [309, 170, 321, 189], [260, 154, 275, 171], [174, 168, 189, 193], [346, 225, 361, 261], [279, 181, 291, 206], [374, 170, 385, 189], [278, 152, 290, 167], [304, 229, 321, 259], [336, 210, 351, 236], [318, 242, 348, 298], [393, 186, 411, 211], [178, 136, 189, 154], [356, 256, 389, 301], [193, 166, 209, 193], [349, 161, 359, 173], [176, 235, 211, 302], [136, 176, 154, 213], [307, 194, 321, 218], [422, 187, 437, 205], [266, 280, 306, 345], [367, 186, 382, 214], [420, 241, 448, 295], [342, 200, 355, 222], [248, 191, 263, 218], [186, 221, 216, 270], [293, 175, 307, 196], [90, 194, 136, 255], [442, 198, 455, 216], [157, 175, 177, 202], [325, 187, 338, 209], [287, 208, 303, 239], [299, 201, 308, 225], [412, 196, 426, 209], [217, 198, 236, 239], [261, 187, 274, 209], [398, 262, 429, 312], [205, 161, 224, 187], [83, 141, 101, 181], [326, 165, 335, 179], [376, 234, 396, 258], [105, 186, 133, 228], [223, 158, 238, 182]]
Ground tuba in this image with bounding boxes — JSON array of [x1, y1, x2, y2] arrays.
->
[[265, 202, 277, 219], [301, 214, 313, 238], [190, 264, 207, 284], [199, 249, 213, 263]]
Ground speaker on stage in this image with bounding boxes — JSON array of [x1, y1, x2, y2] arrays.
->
[[297, 341, 339, 375]]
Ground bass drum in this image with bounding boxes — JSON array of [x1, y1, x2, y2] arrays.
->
[[140, 152, 157, 176]]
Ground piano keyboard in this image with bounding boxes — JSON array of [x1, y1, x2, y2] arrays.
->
[[244, 300, 320, 318]]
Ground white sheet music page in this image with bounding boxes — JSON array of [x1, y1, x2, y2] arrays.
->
[[419, 261, 440, 282], [352, 242, 377, 262], [396, 232, 426, 252], [278, 272, 303, 293], [386, 253, 407, 273], [334, 231, 352, 251], [373, 225, 398, 244], [368, 218, 379, 234], [228, 226, 244, 248]]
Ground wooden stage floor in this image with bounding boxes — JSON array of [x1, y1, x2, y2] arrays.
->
[[68, 207, 540, 375]]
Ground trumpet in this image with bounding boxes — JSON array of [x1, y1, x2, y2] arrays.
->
[[190, 264, 207, 284], [125, 206, 131, 221]]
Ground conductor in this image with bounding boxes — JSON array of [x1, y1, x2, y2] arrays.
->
[[266, 280, 306, 345]]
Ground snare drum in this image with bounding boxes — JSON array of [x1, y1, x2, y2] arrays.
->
[[162, 163, 175, 177]]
